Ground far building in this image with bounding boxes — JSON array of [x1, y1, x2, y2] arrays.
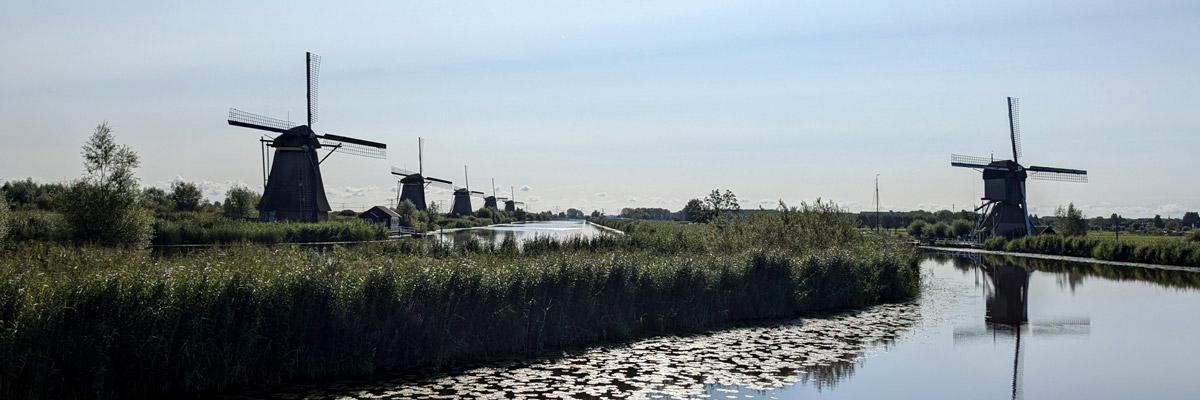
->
[[359, 205, 400, 232]]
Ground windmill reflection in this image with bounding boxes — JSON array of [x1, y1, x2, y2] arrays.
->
[[951, 254, 1090, 400]]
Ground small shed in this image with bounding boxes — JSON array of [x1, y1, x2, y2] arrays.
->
[[359, 206, 401, 232]]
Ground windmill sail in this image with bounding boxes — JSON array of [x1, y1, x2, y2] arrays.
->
[[1008, 97, 1022, 163], [1027, 165, 1088, 183], [318, 133, 386, 159], [229, 108, 297, 133]]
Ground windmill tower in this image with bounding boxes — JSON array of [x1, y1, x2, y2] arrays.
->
[[504, 185, 525, 212], [392, 137, 453, 211], [951, 97, 1088, 239], [483, 178, 500, 209], [227, 52, 387, 222], [450, 165, 486, 216]]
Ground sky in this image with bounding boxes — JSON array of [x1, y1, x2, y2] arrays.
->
[[2, 1, 1197, 218]]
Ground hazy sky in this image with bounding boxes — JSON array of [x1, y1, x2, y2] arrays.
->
[[2, 1, 1197, 217]]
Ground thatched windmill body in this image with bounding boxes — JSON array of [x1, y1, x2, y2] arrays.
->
[[450, 165, 485, 216], [483, 178, 502, 209], [227, 52, 387, 222], [951, 97, 1088, 239], [392, 138, 452, 211], [504, 185, 525, 212]]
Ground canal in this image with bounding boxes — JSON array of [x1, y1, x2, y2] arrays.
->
[[227, 249, 1200, 399]]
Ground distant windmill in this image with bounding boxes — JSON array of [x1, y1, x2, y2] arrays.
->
[[450, 165, 486, 216], [504, 185, 525, 212], [227, 52, 387, 222], [391, 137, 453, 211], [484, 178, 501, 209], [951, 97, 1088, 238]]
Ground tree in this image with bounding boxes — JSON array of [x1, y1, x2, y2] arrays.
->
[[907, 219, 929, 238], [703, 189, 740, 221], [1110, 213, 1122, 229], [142, 187, 172, 211], [1181, 212, 1199, 228], [1053, 203, 1087, 237], [590, 210, 602, 218], [223, 185, 260, 219], [951, 219, 973, 238], [82, 121, 139, 187], [1165, 220, 1181, 233], [681, 198, 705, 222], [566, 208, 585, 219], [1153, 215, 1165, 228], [62, 122, 153, 248], [170, 181, 203, 211]]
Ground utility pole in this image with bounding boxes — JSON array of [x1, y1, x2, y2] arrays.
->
[[874, 174, 881, 233]]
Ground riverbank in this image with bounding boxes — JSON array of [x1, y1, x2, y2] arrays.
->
[[922, 246, 1200, 273], [980, 234, 1200, 268], [0, 207, 918, 399]]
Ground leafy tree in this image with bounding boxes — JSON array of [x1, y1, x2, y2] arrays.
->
[[681, 198, 705, 222], [591, 210, 602, 218], [395, 199, 420, 227], [566, 208, 585, 219], [1053, 203, 1087, 237], [170, 181, 203, 211], [222, 185, 260, 219], [1109, 213, 1122, 228], [1088, 216, 1106, 230], [1153, 215, 1165, 228], [1165, 219, 1181, 232], [907, 219, 929, 238], [61, 122, 153, 247], [82, 121, 140, 186], [142, 187, 171, 211], [926, 221, 951, 238], [703, 189, 740, 220], [1181, 212, 1199, 228], [951, 219, 973, 238]]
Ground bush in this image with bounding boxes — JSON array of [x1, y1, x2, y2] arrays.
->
[[5, 210, 70, 243], [982, 236, 1007, 250], [223, 186, 260, 220], [0, 196, 7, 242], [61, 181, 154, 248], [907, 219, 929, 238], [951, 219, 973, 238], [1187, 230, 1200, 243]]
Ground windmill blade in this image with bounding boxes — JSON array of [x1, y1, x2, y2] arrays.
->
[[391, 166, 416, 176], [427, 181, 454, 190], [1008, 97, 1022, 164], [318, 133, 387, 159], [514, 201, 525, 205], [471, 191, 486, 198], [497, 197, 510, 201], [228, 108, 297, 133], [951, 154, 994, 169], [307, 52, 321, 127], [1028, 165, 1088, 183]]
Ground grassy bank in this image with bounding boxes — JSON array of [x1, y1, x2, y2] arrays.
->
[[0, 203, 918, 399], [152, 212, 386, 246], [982, 234, 1200, 267]]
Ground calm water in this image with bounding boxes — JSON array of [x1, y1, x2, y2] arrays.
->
[[228, 248, 1200, 399], [433, 220, 611, 248]]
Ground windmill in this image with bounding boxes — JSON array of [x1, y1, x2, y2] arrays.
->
[[227, 52, 387, 222], [450, 165, 486, 216], [391, 137, 453, 211], [504, 185, 525, 212], [951, 97, 1088, 239], [483, 178, 502, 209]]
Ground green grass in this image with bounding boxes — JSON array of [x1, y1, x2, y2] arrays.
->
[[981, 234, 1200, 267], [0, 204, 918, 399], [1086, 230, 1188, 245]]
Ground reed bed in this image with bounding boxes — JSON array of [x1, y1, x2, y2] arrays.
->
[[983, 234, 1200, 267], [151, 212, 386, 245], [0, 207, 917, 399]]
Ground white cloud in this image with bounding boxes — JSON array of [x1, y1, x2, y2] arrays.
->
[[521, 185, 531, 192], [527, 195, 540, 203], [759, 199, 777, 206], [627, 197, 638, 203], [594, 192, 608, 198]]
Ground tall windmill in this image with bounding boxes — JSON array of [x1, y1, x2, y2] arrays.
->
[[392, 137, 453, 211], [450, 165, 486, 216], [951, 97, 1088, 239], [504, 185, 525, 212], [227, 52, 387, 222]]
